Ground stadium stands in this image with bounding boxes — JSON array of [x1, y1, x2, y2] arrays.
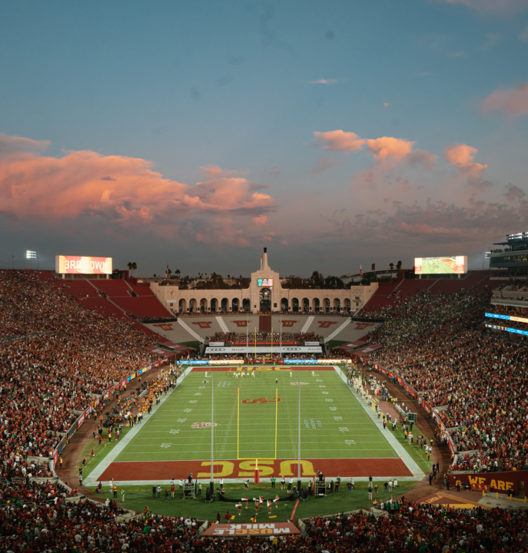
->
[[2, 268, 528, 549], [362, 290, 528, 472], [112, 295, 172, 319]]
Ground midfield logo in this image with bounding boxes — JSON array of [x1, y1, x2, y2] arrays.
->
[[241, 397, 281, 404]]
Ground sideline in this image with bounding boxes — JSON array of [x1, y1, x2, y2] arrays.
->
[[84, 366, 193, 485], [334, 365, 424, 481]]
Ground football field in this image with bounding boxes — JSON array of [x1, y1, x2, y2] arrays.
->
[[87, 366, 421, 484]]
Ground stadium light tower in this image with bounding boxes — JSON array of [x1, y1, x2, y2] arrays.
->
[[26, 250, 38, 268]]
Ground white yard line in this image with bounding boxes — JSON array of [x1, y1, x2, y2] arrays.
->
[[333, 365, 424, 480], [84, 366, 193, 485]]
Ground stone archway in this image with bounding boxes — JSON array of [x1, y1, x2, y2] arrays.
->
[[221, 298, 229, 312], [281, 297, 289, 312], [200, 298, 208, 313], [232, 298, 240, 312], [178, 298, 187, 313], [259, 287, 271, 313]]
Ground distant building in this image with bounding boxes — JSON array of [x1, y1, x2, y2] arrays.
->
[[489, 232, 528, 276], [151, 248, 377, 315]]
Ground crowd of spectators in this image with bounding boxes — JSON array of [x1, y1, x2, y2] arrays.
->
[[3, 269, 528, 550], [2, 479, 528, 552], [0, 269, 160, 463], [363, 290, 528, 472]]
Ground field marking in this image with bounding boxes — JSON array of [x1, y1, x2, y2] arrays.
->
[[91, 367, 420, 479], [84, 366, 193, 486], [333, 365, 425, 478]]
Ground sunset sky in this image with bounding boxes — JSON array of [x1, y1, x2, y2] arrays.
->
[[1, 0, 528, 277]]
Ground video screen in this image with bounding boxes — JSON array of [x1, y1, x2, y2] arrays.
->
[[55, 255, 113, 275], [414, 256, 467, 275]]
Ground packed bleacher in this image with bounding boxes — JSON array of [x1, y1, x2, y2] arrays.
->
[[0, 270, 159, 461], [360, 290, 528, 472], [2, 480, 528, 552], [3, 269, 528, 549]]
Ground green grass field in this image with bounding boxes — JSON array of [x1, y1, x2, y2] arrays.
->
[[84, 366, 428, 520], [111, 367, 398, 464]]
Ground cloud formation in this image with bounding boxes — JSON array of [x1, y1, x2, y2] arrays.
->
[[0, 133, 274, 231], [481, 82, 528, 117], [444, 143, 488, 176], [310, 78, 338, 85], [314, 130, 415, 160], [313, 130, 365, 152], [366, 137, 414, 160], [438, 0, 528, 15]]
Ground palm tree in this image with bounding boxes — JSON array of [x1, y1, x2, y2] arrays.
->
[[127, 262, 137, 275]]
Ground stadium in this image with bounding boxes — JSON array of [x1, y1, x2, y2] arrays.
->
[[2, 240, 528, 552]]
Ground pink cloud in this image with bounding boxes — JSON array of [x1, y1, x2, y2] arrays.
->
[[313, 130, 365, 152], [438, 0, 528, 14], [407, 149, 438, 169], [366, 137, 414, 159], [252, 215, 268, 226], [444, 143, 488, 176], [0, 134, 274, 227], [0, 133, 50, 157], [481, 82, 528, 117]]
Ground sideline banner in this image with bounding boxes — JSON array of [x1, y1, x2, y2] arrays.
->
[[449, 470, 528, 496]]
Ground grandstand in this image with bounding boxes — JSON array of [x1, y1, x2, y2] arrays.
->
[[2, 262, 528, 550]]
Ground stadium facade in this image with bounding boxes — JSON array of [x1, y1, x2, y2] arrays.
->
[[152, 248, 376, 315]]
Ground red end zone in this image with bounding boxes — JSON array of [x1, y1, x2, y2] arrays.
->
[[98, 457, 412, 482]]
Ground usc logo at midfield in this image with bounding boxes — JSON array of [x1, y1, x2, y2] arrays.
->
[[241, 397, 281, 404]]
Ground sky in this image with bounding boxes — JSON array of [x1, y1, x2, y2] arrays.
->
[[1, 0, 528, 278]]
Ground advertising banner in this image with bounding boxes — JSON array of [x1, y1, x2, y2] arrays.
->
[[55, 255, 112, 275], [202, 522, 300, 537]]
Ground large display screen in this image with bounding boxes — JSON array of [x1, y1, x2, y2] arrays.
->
[[55, 255, 113, 275], [414, 256, 467, 275], [257, 278, 273, 287]]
